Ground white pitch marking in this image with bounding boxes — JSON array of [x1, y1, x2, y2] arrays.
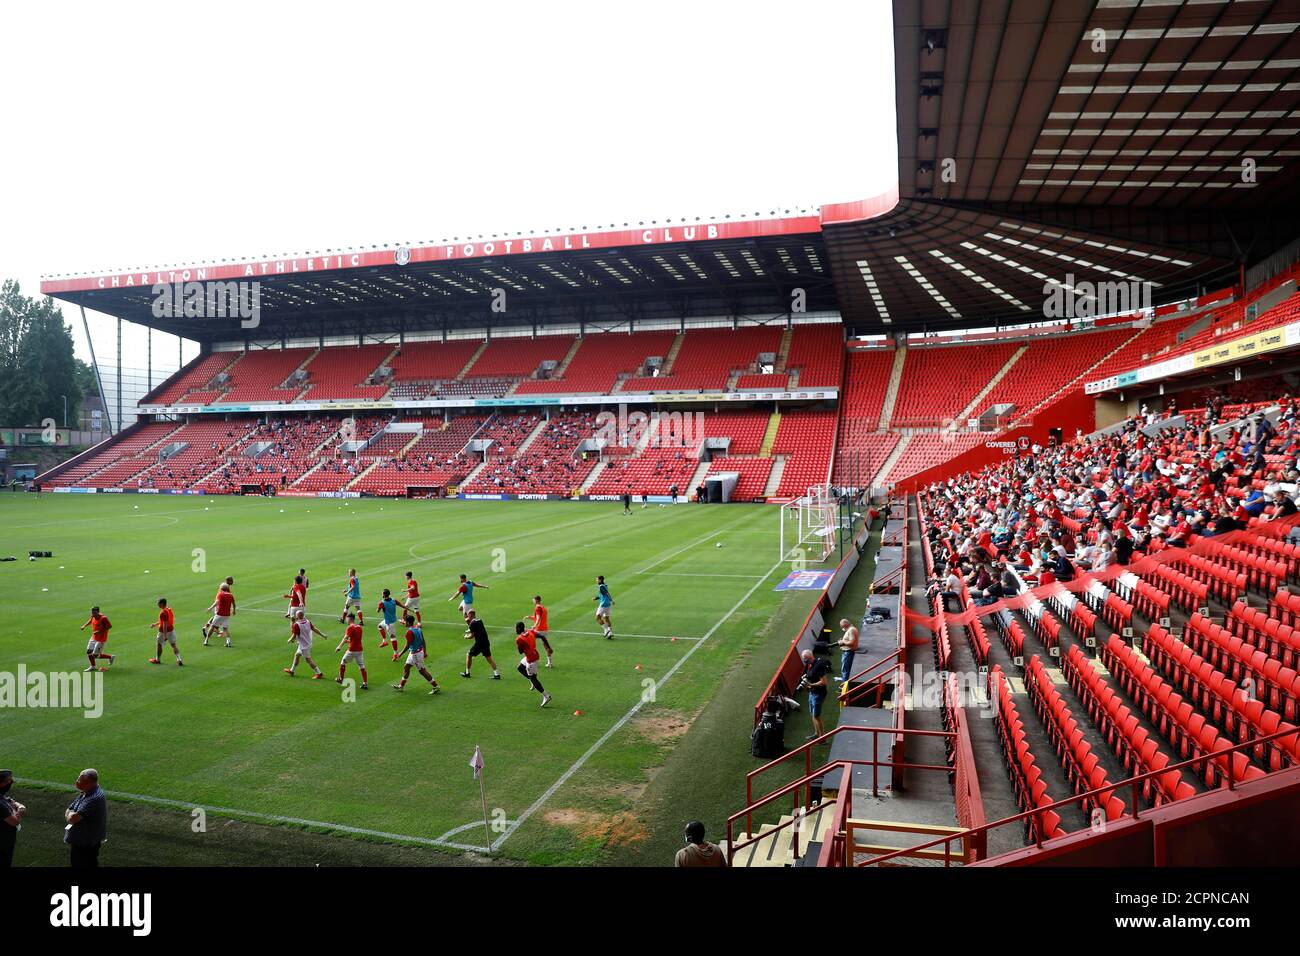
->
[[490, 557, 786, 851]]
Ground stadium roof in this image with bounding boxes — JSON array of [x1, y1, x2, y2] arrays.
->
[[40, 0, 1300, 338]]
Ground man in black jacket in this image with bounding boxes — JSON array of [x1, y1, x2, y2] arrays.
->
[[64, 769, 108, 867], [0, 770, 24, 867]]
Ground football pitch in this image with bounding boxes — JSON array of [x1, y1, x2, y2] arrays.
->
[[0, 493, 820, 865]]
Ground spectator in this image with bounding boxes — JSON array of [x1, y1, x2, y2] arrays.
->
[[837, 618, 859, 681], [64, 768, 108, 867], [798, 649, 830, 740], [0, 770, 24, 867], [674, 820, 728, 868]]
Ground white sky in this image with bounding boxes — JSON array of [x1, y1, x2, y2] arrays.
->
[[1, 0, 898, 369]]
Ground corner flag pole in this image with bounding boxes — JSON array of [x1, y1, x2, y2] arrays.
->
[[470, 744, 491, 854]]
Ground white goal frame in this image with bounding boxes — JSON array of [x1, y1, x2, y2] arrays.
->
[[779, 483, 837, 563]]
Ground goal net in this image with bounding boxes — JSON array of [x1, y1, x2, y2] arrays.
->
[[779, 484, 837, 564]]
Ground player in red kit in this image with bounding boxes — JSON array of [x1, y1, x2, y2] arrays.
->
[[201, 576, 234, 643], [206, 583, 237, 647], [334, 612, 368, 690], [149, 597, 183, 666], [283, 575, 307, 620], [404, 571, 422, 625], [80, 606, 115, 671], [530, 595, 555, 668], [514, 621, 551, 707]]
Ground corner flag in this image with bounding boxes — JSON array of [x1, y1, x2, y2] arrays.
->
[[470, 745, 484, 779]]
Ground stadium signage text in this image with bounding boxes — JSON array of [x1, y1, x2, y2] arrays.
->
[[43, 215, 822, 295]]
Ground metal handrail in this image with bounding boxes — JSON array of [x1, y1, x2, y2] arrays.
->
[[852, 724, 1300, 868], [743, 724, 954, 835]]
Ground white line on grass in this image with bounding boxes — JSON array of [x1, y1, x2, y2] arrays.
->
[[633, 527, 723, 575], [13, 777, 505, 855], [489, 556, 786, 851]]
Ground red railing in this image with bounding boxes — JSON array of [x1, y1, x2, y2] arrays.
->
[[852, 724, 1300, 867], [837, 649, 904, 707], [741, 724, 955, 840]]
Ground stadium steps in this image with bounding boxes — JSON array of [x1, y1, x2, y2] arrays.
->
[[787, 368, 800, 389], [687, 458, 711, 493], [724, 369, 743, 390], [513, 416, 551, 455], [344, 460, 384, 489], [660, 332, 686, 375], [579, 460, 606, 492], [760, 411, 782, 456], [763, 455, 786, 497], [720, 801, 836, 867], [1013, 324, 1148, 425], [949, 345, 1027, 429], [456, 340, 491, 380], [459, 458, 491, 487], [551, 337, 583, 379], [878, 346, 907, 430], [873, 434, 911, 487], [774, 327, 793, 372]]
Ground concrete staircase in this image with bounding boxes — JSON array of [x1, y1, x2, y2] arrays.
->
[[514, 416, 550, 455], [660, 332, 686, 375], [579, 460, 607, 492], [950, 345, 1027, 429], [458, 458, 491, 487], [551, 337, 583, 379], [763, 455, 787, 497], [1012, 324, 1149, 425], [457, 340, 490, 380], [878, 346, 907, 430], [720, 801, 836, 867], [873, 434, 912, 487], [760, 411, 782, 456], [774, 327, 793, 372], [687, 457, 712, 492]]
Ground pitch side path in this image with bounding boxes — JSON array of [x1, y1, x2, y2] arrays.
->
[[0, 494, 824, 866]]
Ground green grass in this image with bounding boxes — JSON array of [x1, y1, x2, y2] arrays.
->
[[0, 493, 823, 865]]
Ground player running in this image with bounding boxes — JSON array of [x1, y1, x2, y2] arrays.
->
[[80, 606, 115, 671], [593, 575, 615, 639], [149, 597, 183, 666], [200, 576, 234, 643], [450, 574, 489, 621], [284, 609, 326, 679], [334, 612, 368, 690], [392, 614, 440, 695], [338, 568, 364, 624], [460, 610, 501, 679], [375, 588, 408, 649], [622, 488, 633, 515], [530, 595, 555, 667], [514, 621, 551, 707], [283, 574, 308, 620], [404, 571, 422, 625], [205, 583, 236, 647]]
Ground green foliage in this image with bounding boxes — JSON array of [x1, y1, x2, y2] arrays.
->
[[0, 279, 84, 426]]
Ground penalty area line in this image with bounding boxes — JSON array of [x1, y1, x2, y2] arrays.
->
[[491, 557, 786, 851]]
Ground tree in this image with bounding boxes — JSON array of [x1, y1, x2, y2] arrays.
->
[[0, 279, 85, 427]]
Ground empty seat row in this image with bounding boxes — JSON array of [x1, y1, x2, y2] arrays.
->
[[1024, 655, 1126, 822], [1062, 643, 1196, 805], [989, 665, 1066, 843]]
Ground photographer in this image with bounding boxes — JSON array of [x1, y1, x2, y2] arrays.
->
[[798, 649, 830, 740], [0, 770, 23, 867]]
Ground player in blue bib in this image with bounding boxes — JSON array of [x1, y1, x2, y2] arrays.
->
[[392, 615, 439, 695], [451, 574, 490, 622], [338, 568, 364, 624], [593, 575, 615, 640], [376, 588, 406, 650]]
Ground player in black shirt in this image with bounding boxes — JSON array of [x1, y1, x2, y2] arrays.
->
[[460, 611, 501, 679]]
